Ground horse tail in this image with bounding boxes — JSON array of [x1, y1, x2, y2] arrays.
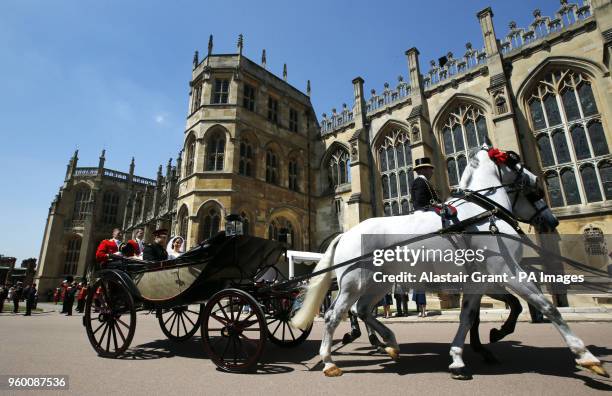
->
[[290, 234, 343, 330]]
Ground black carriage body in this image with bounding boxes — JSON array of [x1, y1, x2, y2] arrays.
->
[[93, 234, 286, 310]]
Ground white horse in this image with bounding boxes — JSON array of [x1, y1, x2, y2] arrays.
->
[[291, 146, 608, 379]]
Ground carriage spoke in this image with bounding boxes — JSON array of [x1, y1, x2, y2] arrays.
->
[[215, 302, 232, 323], [282, 322, 286, 341], [183, 312, 197, 327], [287, 322, 296, 340], [169, 311, 178, 335], [266, 318, 279, 326], [114, 320, 126, 343], [163, 312, 176, 327], [111, 322, 119, 351], [96, 323, 109, 348], [180, 313, 189, 336], [105, 323, 112, 353], [186, 309, 200, 315], [271, 320, 282, 336], [210, 313, 228, 325], [92, 321, 105, 336], [116, 317, 130, 330]]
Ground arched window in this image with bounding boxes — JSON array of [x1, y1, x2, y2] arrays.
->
[[206, 132, 225, 171], [440, 104, 489, 187], [327, 147, 350, 189], [64, 237, 81, 275], [101, 191, 120, 225], [240, 211, 250, 236], [133, 193, 143, 222], [200, 207, 221, 241], [377, 129, 413, 216], [177, 206, 188, 240], [73, 187, 91, 220], [268, 217, 296, 248], [239, 139, 253, 177], [527, 69, 610, 207], [266, 150, 279, 184], [185, 135, 196, 175], [288, 159, 299, 191]]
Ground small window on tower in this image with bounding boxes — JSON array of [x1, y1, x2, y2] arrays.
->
[[243, 84, 256, 111], [212, 79, 230, 104], [289, 108, 299, 132], [268, 97, 279, 123]]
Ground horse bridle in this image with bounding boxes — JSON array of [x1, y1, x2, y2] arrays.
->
[[471, 148, 549, 225]]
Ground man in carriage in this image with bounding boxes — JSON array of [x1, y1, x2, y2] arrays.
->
[[95, 228, 123, 263], [143, 228, 169, 261]]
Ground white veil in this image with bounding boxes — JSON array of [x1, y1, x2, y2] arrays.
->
[[166, 236, 185, 259]]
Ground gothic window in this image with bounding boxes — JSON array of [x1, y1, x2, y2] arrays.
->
[[206, 132, 225, 171], [64, 237, 81, 275], [239, 139, 253, 177], [288, 159, 299, 191], [73, 187, 91, 221], [267, 97, 279, 123], [527, 69, 610, 207], [268, 217, 296, 248], [377, 129, 413, 216], [289, 108, 299, 132], [185, 135, 196, 175], [328, 147, 351, 189], [441, 104, 489, 186], [177, 206, 188, 240], [191, 82, 202, 113], [212, 79, 229, 104], [101, 191, 119, 225], [266, 150, 279, 184], [599, 161, 612, 200], [240, 211, 250, 236], [243, 83, 256, 111], [200, 207, 220, 241], [134, 193, 143, 221]]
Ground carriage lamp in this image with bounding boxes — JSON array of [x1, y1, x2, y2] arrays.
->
[[225, 214, 244, 236]]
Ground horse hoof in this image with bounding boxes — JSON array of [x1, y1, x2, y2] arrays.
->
[[385, 347, 400, 361], [342, 333, 353, 345], [450, 367, 473, 380], [489, 328, 503, 343], [579, 363, 610, 378], [324, 365, 343, 377]]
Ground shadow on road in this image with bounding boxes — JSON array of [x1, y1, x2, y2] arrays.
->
[[117, 334, 612, 389]]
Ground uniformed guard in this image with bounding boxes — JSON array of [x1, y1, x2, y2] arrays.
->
[[411, 157, 440, 211], [143, 229, 169, 261]]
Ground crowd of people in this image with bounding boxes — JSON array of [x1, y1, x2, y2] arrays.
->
[[0, 281, 38, 316], [376, 287, 427, 318]]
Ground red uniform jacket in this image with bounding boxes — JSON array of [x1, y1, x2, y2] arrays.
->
[[95, 239, 119, 263], [127, 240, 140, 256]]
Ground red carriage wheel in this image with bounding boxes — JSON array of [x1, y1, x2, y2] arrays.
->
[[201, 289, 266, 373], [158, 304, 204, 342], [84, 277, 136, 358]]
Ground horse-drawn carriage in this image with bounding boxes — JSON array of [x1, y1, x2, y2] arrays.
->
[[82, 227, 312, 373]]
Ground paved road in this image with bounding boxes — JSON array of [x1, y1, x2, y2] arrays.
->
[[0, 308, 611, 396]]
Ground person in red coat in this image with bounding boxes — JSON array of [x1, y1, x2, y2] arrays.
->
[[95, 228, 123, 263]]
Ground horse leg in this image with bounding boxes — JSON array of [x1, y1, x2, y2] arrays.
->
[[356, 295, 400, 361], [449, 293, 482, 380], [489, 293, 522, 343], [504, 278, 609, 378], [342, 310, 361, 345], [320, 288, 360, 377], [468, 294, 500, 364]]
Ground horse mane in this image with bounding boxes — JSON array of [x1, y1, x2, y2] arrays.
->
[[458, 147, 482, 189]]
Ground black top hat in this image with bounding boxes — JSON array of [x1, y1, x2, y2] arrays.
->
[[152, 228, 168, 237], [414, 157, 434, 170]]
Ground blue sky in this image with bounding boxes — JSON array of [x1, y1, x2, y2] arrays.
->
[[0, 0, 558, 262]]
